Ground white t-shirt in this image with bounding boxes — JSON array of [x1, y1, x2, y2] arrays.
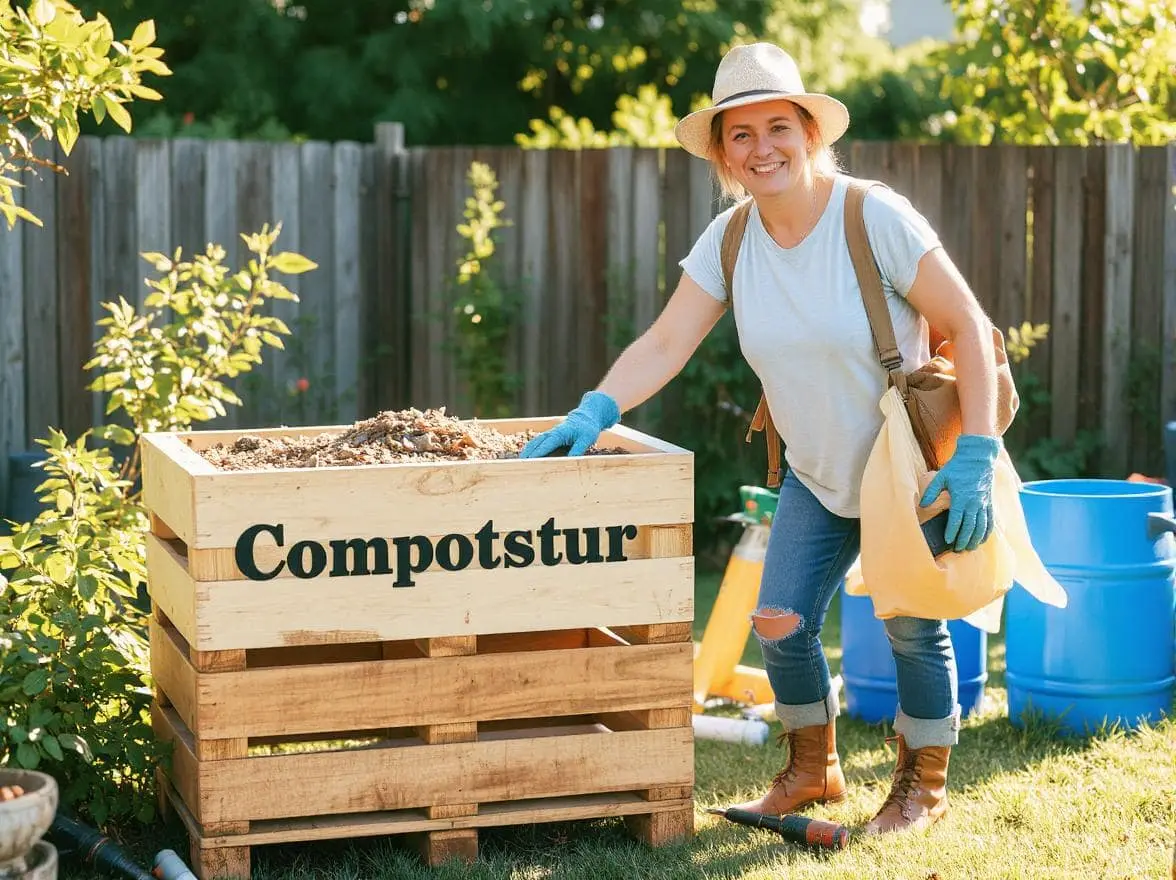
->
[[679, 173, 941, 518]]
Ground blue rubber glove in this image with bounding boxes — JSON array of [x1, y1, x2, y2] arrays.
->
[[919, 434, 1000, 552], [520, 391, 621, 458]]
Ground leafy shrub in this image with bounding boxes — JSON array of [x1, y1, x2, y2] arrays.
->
[[0, 227, 314, 828]]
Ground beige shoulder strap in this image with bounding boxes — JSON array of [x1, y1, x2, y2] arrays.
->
[[720, 199, 754, 308], [843, 179, 908, 395]]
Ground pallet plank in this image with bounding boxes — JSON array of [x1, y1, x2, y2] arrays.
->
[[161, 553, 692, 651], [155, 705, 692, 825], [153, 638, 690, 739]]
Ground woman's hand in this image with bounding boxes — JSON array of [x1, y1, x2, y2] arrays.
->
[[520, 391, 620, 458], [919, 434, 1000, 552]]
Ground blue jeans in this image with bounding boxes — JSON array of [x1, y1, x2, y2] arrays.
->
[[753, 470, 961, 749]]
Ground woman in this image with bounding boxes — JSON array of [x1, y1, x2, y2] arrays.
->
[[521, 42, 1000, 834]]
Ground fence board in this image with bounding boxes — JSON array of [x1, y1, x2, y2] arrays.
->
[[408, 148, 431, 408], [235, 142, 274, 428], [606, 147, 635, 364], [630, 148, 662, 431], [202, 140, 238, 425], [56, 141, 94, 439], [333, 142, 363, 423], [479, 147, 523, 410], [22, 158, 59, 445], [939, 144, 975, 292], [86, 141, 106, 429], [1026, 147, 1056, 444], [519, 149, 549, 414], [687, 156, 717, 245], [547, 150, 580, 414], [578, 149, 609, 395], [1050, 147, 1084, 445], [357, 145, 378, 417], [447, 146, 475, 411], [1079, 146, 1107, 441], [298, 141, 336, 423], [884, 142, 917, 205], [911, 144, 944, 235], [970, 145, 1001, 320], [135, 140, 171, 311], [1101, 144, 1134, 477], [997, 146, 1029, 328], [170, 139, 206, 258], [1130, 147, 1168, 474], [0, 186, 26, 510], [372, 124, 407, 413], [663, 147, 693, 292], [266, 141, 302, 422], [1161, 146, 1176, 441]]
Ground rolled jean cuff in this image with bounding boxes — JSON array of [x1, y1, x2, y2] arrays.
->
[[775, 689, 840, 731], [894, 705, 961, 749]]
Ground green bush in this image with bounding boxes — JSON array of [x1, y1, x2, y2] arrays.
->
[[0, 227, 314, 828]]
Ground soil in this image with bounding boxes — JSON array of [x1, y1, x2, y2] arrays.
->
[[197, 407, 627, 471]]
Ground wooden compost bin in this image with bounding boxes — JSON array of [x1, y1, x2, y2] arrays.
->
[[142, 418, 696, 879]]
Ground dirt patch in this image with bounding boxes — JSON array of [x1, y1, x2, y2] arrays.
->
[[197, 408, 626, 471]]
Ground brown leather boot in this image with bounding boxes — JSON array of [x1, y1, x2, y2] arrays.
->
[[728, 720, 847, 815], [864, 734, 950, 834]]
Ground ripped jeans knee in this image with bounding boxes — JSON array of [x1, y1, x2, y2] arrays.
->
[[751, 607, 804, 643]]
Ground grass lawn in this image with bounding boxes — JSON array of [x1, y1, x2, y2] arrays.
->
[[71, 569, 1175, 879]]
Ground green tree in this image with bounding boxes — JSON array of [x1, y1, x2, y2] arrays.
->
[[74, 0, 769, 145], [935, 0, 1176, 144], [0, 0, 169, 227]]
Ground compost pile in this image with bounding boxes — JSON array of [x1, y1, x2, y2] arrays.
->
[[198, 407, 624, 470]]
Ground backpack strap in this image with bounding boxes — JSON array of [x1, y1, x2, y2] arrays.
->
[[843, 179, 909, 399], [720, 199, 782, 489], [720, 199, 754, 305]]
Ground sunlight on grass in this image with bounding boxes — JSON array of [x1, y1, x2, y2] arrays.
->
[[67, 569, 1176, 880]]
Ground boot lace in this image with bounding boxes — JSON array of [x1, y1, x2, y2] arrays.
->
[[770, 730, 799, 789], [878, 735, 919, 818]]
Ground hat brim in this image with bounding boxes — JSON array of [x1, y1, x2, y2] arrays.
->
[[674, 91, 850, 159]]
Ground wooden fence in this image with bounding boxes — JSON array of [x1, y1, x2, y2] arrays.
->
[[1, 127, 1174, 509]]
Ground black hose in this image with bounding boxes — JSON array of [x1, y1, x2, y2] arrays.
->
[[47, 812, 154, 880]]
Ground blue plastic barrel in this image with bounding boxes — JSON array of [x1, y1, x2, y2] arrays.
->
[[1007, 479, 1176, 734], [840, 587, 987, 723]]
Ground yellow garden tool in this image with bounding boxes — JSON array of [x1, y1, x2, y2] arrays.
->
[[693, 486, 779, 711]]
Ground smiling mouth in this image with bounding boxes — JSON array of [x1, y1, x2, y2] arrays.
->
[[751, 161, 785, 177]]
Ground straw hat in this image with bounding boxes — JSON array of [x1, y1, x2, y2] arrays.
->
[[674, 43, 850, 159]]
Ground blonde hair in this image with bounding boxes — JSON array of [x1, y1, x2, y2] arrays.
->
[[708, 101, 841, 201]]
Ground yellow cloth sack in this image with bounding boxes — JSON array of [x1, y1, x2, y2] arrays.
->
[[845, 387, 1067, 633]]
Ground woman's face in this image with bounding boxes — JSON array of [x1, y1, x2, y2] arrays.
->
[[721, 99, 811, 199]]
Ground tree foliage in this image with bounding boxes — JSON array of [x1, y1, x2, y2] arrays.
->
[[0, 0, 168, 227], [935, 0, 1176, 144], [73, 0, 770, 146]]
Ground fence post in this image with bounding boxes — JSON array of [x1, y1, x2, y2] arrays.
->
[[370, 122, 410, 413]]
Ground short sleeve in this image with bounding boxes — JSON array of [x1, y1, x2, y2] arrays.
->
[[678, 204, 739, 305], [862, 186, 942, 296]]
